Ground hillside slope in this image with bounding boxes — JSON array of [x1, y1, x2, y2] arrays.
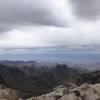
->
[[0, 64, 80, 96]]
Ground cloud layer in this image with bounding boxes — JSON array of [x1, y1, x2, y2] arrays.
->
[[0, 0, 100, 49], [0, 0, 69, 32], [71, 0, 100, 20]]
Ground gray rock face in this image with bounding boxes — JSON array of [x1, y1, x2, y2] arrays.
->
[[1, 83, 100, 100], [27, 83, 100, 100], [0, 85, 19, 100]]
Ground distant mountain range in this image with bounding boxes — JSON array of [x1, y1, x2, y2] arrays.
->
[[0, 63, 80, 97], [1, 60, 100, 70]]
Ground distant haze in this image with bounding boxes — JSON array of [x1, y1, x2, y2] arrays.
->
[[0, 47, 100, 64]]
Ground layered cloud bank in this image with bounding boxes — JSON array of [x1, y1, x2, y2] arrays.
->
[[0, 0, 100, 49]]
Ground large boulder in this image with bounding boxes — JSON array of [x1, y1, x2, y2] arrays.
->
[[0, 86, 19, 100]]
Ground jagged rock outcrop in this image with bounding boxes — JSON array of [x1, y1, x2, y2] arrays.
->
[[1, 83, 100, 100], [27, 83, 100, 100], [0, 85, 19, 100]]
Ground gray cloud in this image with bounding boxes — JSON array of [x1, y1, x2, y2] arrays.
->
[[71, 0, 100, 20], [0, 23, 12, 33], [1, 0, 100, 50], [0, 0, 67, 32]]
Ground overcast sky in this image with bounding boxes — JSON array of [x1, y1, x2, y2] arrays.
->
[[0, 0, 100, 50]]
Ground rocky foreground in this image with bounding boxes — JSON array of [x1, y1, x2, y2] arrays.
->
[[1, 83, 100, 100], [27, 83, 100, 100]]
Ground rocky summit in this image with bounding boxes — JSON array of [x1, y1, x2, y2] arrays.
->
[[27, 83, 100, 100], [1, 83, 100, 100], [0, 85, 19, 100]]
